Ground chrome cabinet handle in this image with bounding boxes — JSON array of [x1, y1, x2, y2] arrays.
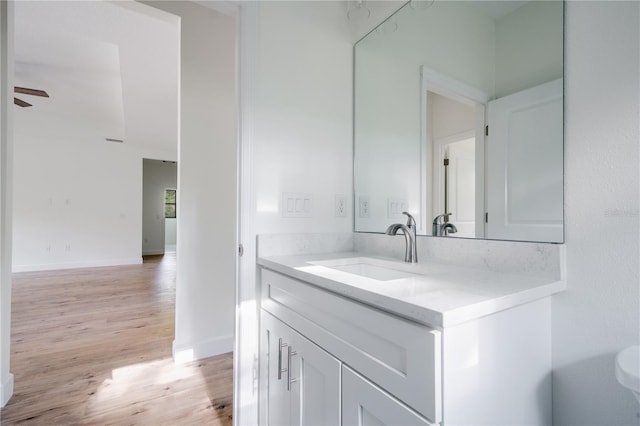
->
[[287, 345, 298, 391], [277, 338, 288, 380]]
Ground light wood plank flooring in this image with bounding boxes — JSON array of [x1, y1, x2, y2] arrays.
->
[[1, 254, 233, 425]]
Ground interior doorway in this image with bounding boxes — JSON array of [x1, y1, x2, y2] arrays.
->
[[421, 66, 489, 239], [164, 188, 177, 253], [143, 159, 178, 256], [426, 89, 483, 238], [432, 129, 476, 238]]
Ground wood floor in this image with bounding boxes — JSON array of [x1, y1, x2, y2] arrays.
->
[[0, 254, 233, 425]]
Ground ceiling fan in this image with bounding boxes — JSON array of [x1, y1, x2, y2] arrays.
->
[[14, 86, 49, 107]]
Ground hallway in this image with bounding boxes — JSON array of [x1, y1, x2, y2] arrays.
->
[[0, 254, 233, 425]]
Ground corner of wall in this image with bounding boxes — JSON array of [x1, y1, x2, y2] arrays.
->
[[1, 372, 13, 407]]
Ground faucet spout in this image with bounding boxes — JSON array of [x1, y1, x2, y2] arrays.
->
[[385, 212, 418, 263], [432, 212, 461, 237], [442, 222, 458, 236]]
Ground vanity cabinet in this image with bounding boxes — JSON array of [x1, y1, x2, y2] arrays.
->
[[260, 268, 441, 425], [259, 266, 553, 425]]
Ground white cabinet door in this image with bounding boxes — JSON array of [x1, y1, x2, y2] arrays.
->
[[260, 311, 340, 426], [260, 311, 292, 426], [342, 366, 435, 426], [289, 328, 341, 426], [486, 78, 563, 242]]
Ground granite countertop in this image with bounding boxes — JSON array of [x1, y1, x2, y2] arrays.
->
[[258, 252, 566, 328]]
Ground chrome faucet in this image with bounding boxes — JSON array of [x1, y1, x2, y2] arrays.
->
[[441, 222, 458, 236], [432, 213, 458, 237], [385, 211, 418, 263]]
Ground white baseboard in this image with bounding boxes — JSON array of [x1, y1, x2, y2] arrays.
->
[[12, 257, 143, 273], [142, 250, 165, 256], [1, 373, 13, 407], [173, 335, 234, 364]]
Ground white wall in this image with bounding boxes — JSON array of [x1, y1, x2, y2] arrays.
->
[[11, 2, 179, 273], [254, 1, 353, 235], [553, 1, 640, 424], [12, 110, 147, 272], [147, 1, 238, 361], [495, 0, 564, 98], [165, 218, 176, 247], [429, 92, 475, 141], [142, 158, 177, 255]]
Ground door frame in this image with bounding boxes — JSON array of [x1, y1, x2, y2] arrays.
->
[[235, 2, 259, 425], [420, 66, 489, 237], [0, 0, 15, 407]]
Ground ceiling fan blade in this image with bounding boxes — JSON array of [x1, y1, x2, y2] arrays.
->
[[14, 97, 32, 107], [14, 86, 49, 98]]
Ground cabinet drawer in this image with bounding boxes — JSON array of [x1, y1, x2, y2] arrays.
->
[[261, 268, 442, 423]]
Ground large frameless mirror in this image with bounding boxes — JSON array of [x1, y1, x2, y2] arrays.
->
[[354, 0, 564, 243]]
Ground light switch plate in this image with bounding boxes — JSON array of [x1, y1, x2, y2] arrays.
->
[[387, 198, 407, 218], [282, 192, 313, 218]]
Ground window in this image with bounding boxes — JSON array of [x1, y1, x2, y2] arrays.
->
[[165, 189, 176, 218]]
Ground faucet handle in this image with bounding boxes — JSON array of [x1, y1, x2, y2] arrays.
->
[[432, 213, 452, 225], [402, 211, 416, 227]]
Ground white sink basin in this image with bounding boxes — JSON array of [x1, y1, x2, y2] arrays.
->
[[307, 257, 418, 281]]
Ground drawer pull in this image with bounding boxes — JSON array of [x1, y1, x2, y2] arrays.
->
[[278, 338, 288, 380], [287, 346, 298, 391]]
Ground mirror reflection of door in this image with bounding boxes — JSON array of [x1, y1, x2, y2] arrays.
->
[[434, 135, 476, 238], [486, 78, 563, 242], [427, 90, 482, 238]]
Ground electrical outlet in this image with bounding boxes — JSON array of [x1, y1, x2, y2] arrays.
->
[[358, 196, 370, 218], [335, 195, 347, 217]]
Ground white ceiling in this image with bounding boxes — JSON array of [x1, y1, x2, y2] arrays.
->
[[14, 0, 180, 154]]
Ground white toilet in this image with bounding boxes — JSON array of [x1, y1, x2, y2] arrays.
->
[[616, 345, 640, 403]]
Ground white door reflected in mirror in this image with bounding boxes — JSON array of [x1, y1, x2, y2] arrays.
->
[[486, 79, 563, 243]]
